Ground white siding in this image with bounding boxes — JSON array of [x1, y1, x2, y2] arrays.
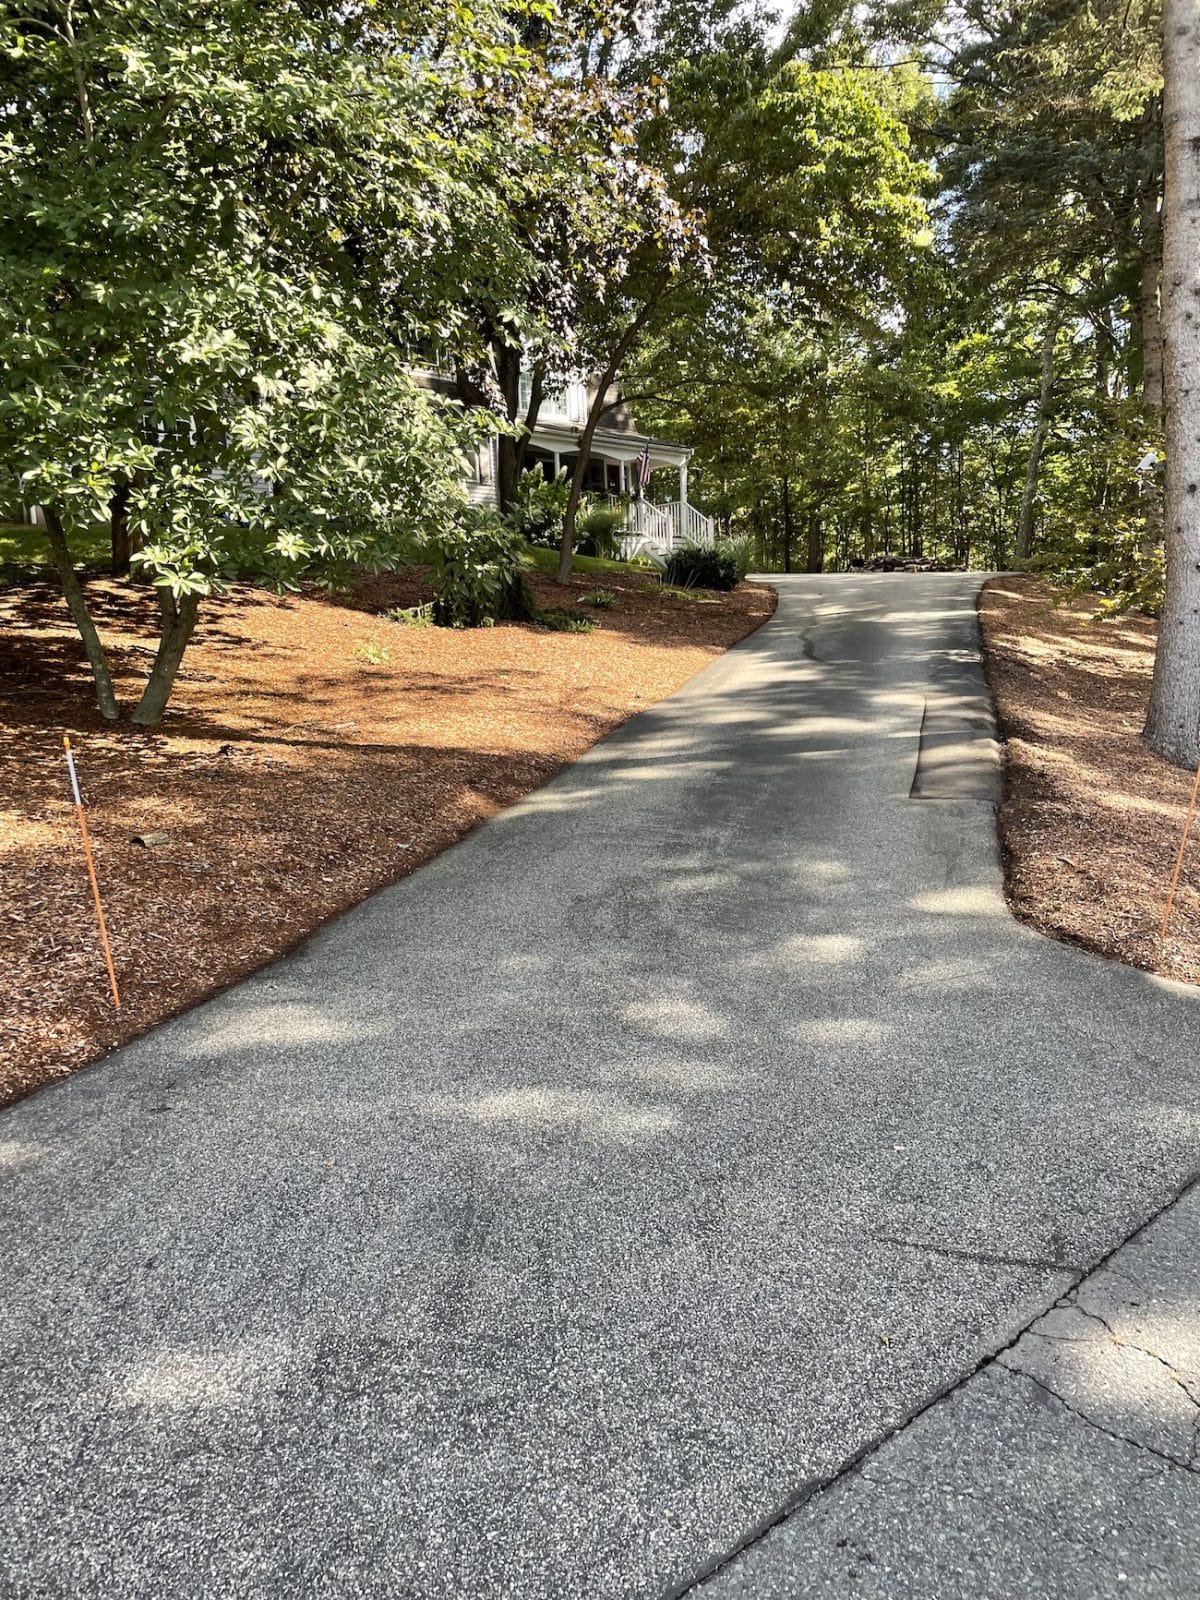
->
[[465, 437, 499, 508]]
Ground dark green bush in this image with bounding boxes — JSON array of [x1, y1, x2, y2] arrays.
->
[[507, 469, 570, 548], [430, 510, 533, 627], [662, 542, 739, 592], [575, 500, 626, 559]]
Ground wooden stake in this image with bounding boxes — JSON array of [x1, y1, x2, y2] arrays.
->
[[1161, 759, 1200, 941], [63, 734, 121, 1008]]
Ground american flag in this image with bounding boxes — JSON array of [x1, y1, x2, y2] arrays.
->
[[635, 447, 652, 491]]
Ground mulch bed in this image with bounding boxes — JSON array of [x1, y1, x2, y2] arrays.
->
[[980, 575, 1200, 984], [1, 566, 774, 1107]]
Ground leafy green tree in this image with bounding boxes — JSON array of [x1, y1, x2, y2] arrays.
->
[[0, 0, 534, 723], [554, 22, 932, 579]]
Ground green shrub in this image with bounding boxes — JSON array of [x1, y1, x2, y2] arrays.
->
[[536, 606, 596, 632], [430, 509, 532, 627], [354, 639, 391, 665], [722, 534, 757, 581], [507, 469, 570, 547], [662, 543, 739, 592], [575, 499, 626, 559], [580, 588, 616, 609]]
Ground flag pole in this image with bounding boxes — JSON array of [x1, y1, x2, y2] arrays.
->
[[1161, 760, 1200, 941], [63, 734, 121, 1008]]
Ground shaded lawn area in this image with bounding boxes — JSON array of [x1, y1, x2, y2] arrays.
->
[[1, 563, 775, 1106], [0, 520, 111, 578], [980, 576, 1200, 985]]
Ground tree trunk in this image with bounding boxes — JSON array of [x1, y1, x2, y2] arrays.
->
[[557, 391, 610, 583], [1015, 314, 1059, 563], [781, 477, 794, 573], [110, 480, 134, 575], [556, 276, 672, 583], [43, 506, 120, 721], [130, 589, 201, 727], [805, 507, 822, 572], [1145, 0, 1200, 767], [1138, 125, 1166, 565]]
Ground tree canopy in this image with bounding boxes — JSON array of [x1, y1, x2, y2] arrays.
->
[[3, 0, 1197, 757]]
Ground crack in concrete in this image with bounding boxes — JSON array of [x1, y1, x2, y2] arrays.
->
[[998, 1359, 1200, 1477], [667, 1164, 1200, 1600], [870, 1234, 1082, 1274], [1065, 1298, 1200, 1413]]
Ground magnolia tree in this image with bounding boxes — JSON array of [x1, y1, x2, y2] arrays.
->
[[0, 0, 536, 724]]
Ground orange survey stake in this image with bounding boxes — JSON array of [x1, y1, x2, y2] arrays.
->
[[1161, 760, 1200, 941], [63, 734, 121, 1009]]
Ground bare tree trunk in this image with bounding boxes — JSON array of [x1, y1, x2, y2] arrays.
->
[[1015, 314, 1060, 563], [1145, 0, 1200, 766], [130, 589, 201, 727], [805, 506, 822, 572], [494, 347, 542, 513], [43, 506, 120, 721], [556, 279, 669, 584], [1138, 125, 1165, 564], [781, 476, 794, 573], [110, 480, 133, 575]]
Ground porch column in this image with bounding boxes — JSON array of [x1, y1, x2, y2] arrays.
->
[[678, 460, 689, 508], [551, 449, 561, 479], [618, 460, 627, 494]]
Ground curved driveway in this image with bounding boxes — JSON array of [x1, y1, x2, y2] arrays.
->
[[3, 574, 1200, 1598]]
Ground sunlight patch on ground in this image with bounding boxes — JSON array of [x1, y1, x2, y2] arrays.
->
[[908, 885, 1003, 916], [774, 933, 866, 966], [788, 1017, 891, 1048], [419, 1086, 677, 1143], [621, 995, 730, 1044], [0, 1139, 45, 1172], [109, 1337, 292, 1413]]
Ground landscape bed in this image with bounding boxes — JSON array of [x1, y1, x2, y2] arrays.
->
[[0, 565, 775, 1107], [981, 575, 1200, 986]]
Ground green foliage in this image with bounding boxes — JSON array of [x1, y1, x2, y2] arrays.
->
[[663, 543, 739, 591], [535, 606, 597, 632], [506, 471, 571, 547], [431, 511, 533, 629], [354, 640, 391, 667], [722, 535, 757, 581], [580, 588, 617, 608], [520, 543, 630, 577], [575, 500, 626, 559], [386, 603, 435, 629], [0, 0, 543, 718]]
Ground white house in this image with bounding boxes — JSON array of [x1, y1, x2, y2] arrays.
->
[[415, 360, 716, 558]]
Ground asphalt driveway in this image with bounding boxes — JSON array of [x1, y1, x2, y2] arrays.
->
[[3, 574, 1199, 1598]]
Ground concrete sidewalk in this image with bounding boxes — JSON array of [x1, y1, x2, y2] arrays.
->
[[3, 574, 1199, 1598]]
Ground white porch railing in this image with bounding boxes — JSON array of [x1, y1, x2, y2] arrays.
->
[[607, 495, 716, 556], [665, 501, 715, 547]]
